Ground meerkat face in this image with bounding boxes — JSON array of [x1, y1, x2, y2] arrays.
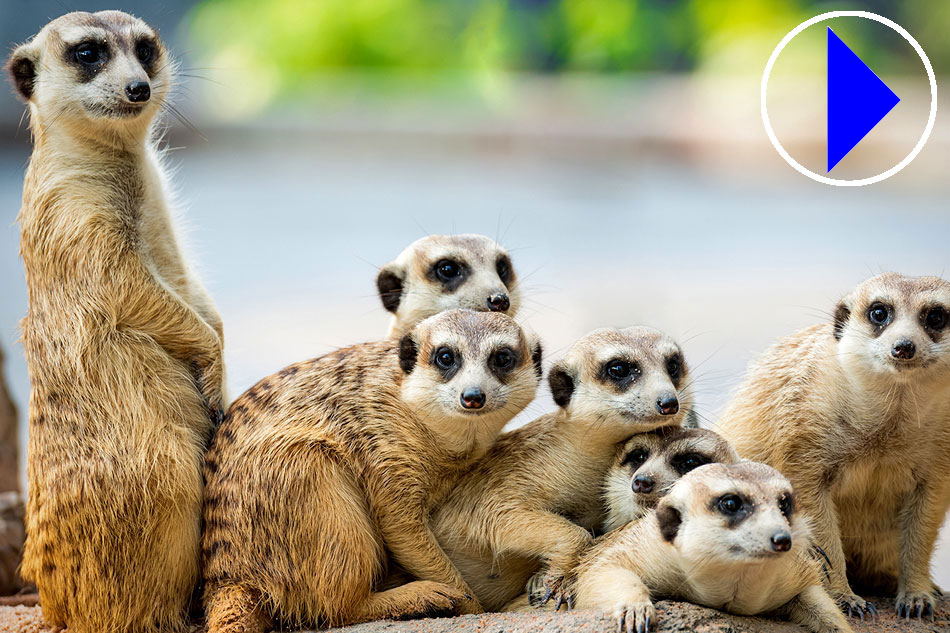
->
[[604, 428, 739, 527], [6, 11, 169, 131], [377, 235, 520, 336], [834, 273, 950, 382], [656, 462, 807, 564], [399, 309, 541, 449], [547, 327, 693, 433]]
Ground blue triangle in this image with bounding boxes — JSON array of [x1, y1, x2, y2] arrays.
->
[[827, 27, 900, 172]]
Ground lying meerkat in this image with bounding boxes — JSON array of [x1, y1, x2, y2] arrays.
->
[[602, 427, 740, 532], [377, 234, 519, 336], [202, 310, 542, 631], [430, 326, 692, 611], [8, 11, 224, 633], [717, 273, 950, 620], [572, 462, 853, 633]]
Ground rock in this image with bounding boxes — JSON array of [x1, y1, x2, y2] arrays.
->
[[0, 344, 17, 494], [0, 494, 24, 596], [1, 596, 948, 633]]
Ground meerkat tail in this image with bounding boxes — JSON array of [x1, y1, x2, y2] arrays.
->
[[205, 584, 271, 633]]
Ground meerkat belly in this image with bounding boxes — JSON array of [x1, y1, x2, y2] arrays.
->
[[684, 563, 800, 616], [833, 457, 909, 578]]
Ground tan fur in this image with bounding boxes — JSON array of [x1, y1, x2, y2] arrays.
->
[[717, 273, 950, 618], [602, 427, 739, 532], [431, 326, 692, 611], [8, 12, 224, 633], [202, 310, 541, 631], [570, 462, 852, 633], [377, 235, 519, 337]]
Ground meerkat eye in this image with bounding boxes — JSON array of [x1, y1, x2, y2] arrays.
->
[[604, 359, 637, 381], [666, 355, 682, 380], [718, 494, 743, 515], [434, 259, 462, 282], [434, 347, 456, 370], [924, 307, 948, 331], [672, 452, 709, 475], [867, 302, 890, 326], [495, 256, 511, 283], [778, 493, 794, 518], [624, 448, 649, 468], [491, 347, 515, 372], [136, 41, 153, 64], [74, 42, 102, 65]]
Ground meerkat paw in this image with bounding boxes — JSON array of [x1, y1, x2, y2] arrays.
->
[[527, 566, 575, 611], [932, 583, 944, 598], [400, 581, 476, 619], [835, 592, 876, 620], [895, 589, 935, 620], [613, 599, 656, 633]]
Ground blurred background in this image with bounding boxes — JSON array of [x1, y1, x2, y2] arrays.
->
[[1, 0, 949, 586]]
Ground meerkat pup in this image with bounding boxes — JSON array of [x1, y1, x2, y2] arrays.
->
[[430, 326, 692, 612], [717, 273, 950, 620], [377, 234, 519, 336], [602, 427, 740, 532], [202, 309, 541, 632], [573, 462, 853, 633], [7, 12, 224, 633]]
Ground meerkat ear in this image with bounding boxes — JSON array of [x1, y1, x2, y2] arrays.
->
[[529, 337, 543, 380], [548, 361, 574, 408], [398, 333, 418, 374], [833, 300, 851, 341], [377, 264, 404, 313], [6, 42, 39, 102], [656, 501, 682, 543]]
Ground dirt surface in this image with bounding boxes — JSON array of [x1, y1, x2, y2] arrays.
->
[[2, 596, 947, 633]]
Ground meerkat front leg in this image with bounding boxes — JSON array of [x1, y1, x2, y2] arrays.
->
[[896, 477, 946, 619], [493, 509, 593, 608], [794, 476, 875, 618], [114, 256, 225, 419], [782, 585, 853, 633], [576, 564, 655, 633], [375, 496, 482, 615]]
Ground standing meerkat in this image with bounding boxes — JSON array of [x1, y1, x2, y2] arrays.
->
[[430, 326, 693, 611], [717, 273, 950, 620], [602, 427, 739, 532], [569, 462, 853, 633], [377, 234, 519, 336], [202, 309, 542, 632], [7, 11, 224, 633]]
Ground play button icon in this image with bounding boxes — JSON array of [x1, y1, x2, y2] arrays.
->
[[827, 27, 900, 172], [762, 11, 938, 186]]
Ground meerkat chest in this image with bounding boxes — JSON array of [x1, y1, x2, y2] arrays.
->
[[833, 457, 914, 520], [683, 562, 799, 615]]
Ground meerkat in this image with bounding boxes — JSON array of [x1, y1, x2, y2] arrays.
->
[[602, 427, 740, 532], [202, 309, 541, 632], [428, 326, 692, 612], [717, 273, 950, 620], [7, 12, 225, 633], [570, 462, 853, 633], [377, 234, 520, 336]]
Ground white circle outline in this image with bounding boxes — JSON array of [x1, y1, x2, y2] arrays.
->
[[761, 10, 937, 187]]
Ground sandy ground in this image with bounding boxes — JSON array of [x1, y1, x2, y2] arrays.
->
[[1, 596, 947, 633]]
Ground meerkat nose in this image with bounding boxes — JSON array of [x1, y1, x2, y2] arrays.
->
[[770, 531, 792, 552], [891, 339, 916, 360], [126, 81, 151, 103], [460, 387, 486, 410], [486, 293, 510, 312], [656, 394, 679, 415], [632, 474, 655, 494]]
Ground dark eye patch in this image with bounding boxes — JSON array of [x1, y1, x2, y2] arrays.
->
[[670, 451, 710, 476], [712, 493, 752, 527], [666, 353, 683, 384], [429, 259, 468, 292], [866, 302, 892, 335], [430, 346, 460, 379], [778, 492, 794, 519], [621, 447, 650, 469], [922, 306, 949, 340], [67, 41, 108, 81], [136, 38, 156, 68], [489, 346, 520, 380], [496, 255, 512, 287], [601, 358, 640, 388]]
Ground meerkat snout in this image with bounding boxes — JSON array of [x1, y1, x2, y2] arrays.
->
[[771, 530, 793, 552], [656, 393, 678, 415], [460, 386, 486, 410], [632, 474, 654, 494], [126, 80, 150, 102], [891, 338, 915, 360], [486, 292, 510, 312]]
